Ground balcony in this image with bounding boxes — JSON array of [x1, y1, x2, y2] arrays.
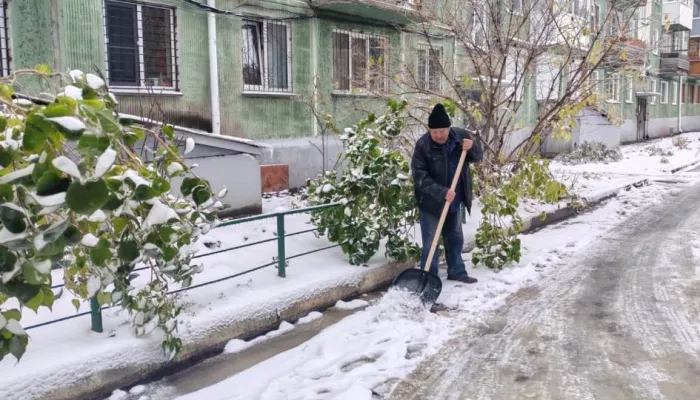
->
[[663, 0, 693, 31], [659, 51, 690, 76], [310, 0, 421, 25], [601, 36, 646, 69]]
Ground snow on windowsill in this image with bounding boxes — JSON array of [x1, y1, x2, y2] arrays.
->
[[110, 87, 183, 97], [241, 91, 295, 98], [332, 90, 390, 99]]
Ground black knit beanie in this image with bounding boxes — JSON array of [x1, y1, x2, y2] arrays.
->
[[428, 103, 451, 129]]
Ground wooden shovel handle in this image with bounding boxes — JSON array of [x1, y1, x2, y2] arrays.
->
[[422, 147, 468, 272]]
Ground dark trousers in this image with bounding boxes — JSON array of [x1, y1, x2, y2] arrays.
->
[[419, 207, 468, 279]]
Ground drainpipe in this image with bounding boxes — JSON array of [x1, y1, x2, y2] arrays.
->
[[679, 75, 683, 134], [311, 17, 318, 137], [207, 0, 221, 135]]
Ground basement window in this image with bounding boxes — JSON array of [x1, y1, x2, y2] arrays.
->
[[103, 1, 179, 92]]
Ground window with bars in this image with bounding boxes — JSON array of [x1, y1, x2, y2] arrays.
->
[[103, 1, 178, 90], [661, 81, 669, 104], [332, 30, 389, 93], [0, 2, 9, 77], [606, 73, 620, 102], [625, 76, 633, 103], [471, 11, 486, 47], [417, 45, 441, 92], [510, 0, 523, 14], [650, 79, 657, 105], [242, 19, 292, 93]]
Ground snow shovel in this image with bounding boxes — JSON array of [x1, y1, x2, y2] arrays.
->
[[391, 146, 469, 306]]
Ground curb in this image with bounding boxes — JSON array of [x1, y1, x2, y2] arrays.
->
[[461, 178, 651, 253], [31, 261, 413, 400], [669, 159, 700, 174]]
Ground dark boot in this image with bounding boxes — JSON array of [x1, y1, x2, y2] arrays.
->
[[448, 275, 478, 284]]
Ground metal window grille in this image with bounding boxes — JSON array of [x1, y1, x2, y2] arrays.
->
[[417, 44, 441, 92], [242, 19, 292, 93], [332, 30, 389, 93], [103, 0, 179, 90], [0, 1, 10, 77]]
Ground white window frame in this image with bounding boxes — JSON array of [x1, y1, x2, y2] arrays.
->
[[103, 1, 179, 93], [332, 29, 389, 94], [652, 29, 660, 55], [590, 70, 599, 94], [608, 73, 620, 102], [0, 3, 10, 77], [661, 81, 669, 104], [510, 0, 524, 14], [242, 19, 293, 93], [650, 79, 657, 105], [471, 10, 486, 48], [672, 81, 678, 105], [417, 44, 442, 92], [625, 76, 633, 103]]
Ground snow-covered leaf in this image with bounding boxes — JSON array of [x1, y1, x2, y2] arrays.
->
[[64, 85, 83, 100], [94, 147, 117, 179], [81, 233, 99, 247], [86, 276, 101, 298], [184, 137, 195, 154], [33, 259, 51, 275], [0, 164, 34, 184], [48, 117, 87, 132], [88, 210, 107, 223], [52, 156, 82, 180], [144, 199, 179, 228], [167, 162, 184, 176], [5, 319, 25, 335], [86, 73, 105, 90], [69, 69, 85, 82], [0, 312, 5, 330]]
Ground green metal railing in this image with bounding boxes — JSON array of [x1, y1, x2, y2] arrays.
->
[[24, 203, 341, 333]]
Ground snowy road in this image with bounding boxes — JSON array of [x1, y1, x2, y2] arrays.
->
[[391, 183, 700, 400]]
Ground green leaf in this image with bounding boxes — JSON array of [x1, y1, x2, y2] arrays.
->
[[41, 287, 55, 310], [162, 124, 175, 140], [23, 115, 54, 153], [0, 146, 12, 169], [0, 204, 26, 234], [0, 246, 17, 273], [0, 185, 11, 203], [102, 194, 123, 211], [118, 241, 139, 262], [152, 178, 171, 195], [63, 225, 81, 246], [36, 171, 71, 196], [43, 219, 68, 242], [35, 236, 66, 257], [193, 186, 211, 206], [66, 179, 109, 215], [36, 64, 52, 75], [114, 217, 128, 234], [0, 84, 13, 101], [78, 134, 110, 156], [96, 292, 111, 306], [26, 289, 43, 312], [42, 103, 71, 118], [96, 109, 120, 134], [21, 262, 49, 285], [133, 185, 156, 201], [71, 298, 81, 312], [180, 178, 202, 196], [0, 115, 6, 132], [9, 335, 28, 361], [90, 238, 111, 266]]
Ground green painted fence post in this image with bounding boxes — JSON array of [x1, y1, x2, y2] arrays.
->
[[276, 214, 286, 278], [90, 297, 103, 333]]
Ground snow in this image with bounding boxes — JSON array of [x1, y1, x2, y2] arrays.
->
[[64, 85, 83, 100], [1, 134, 699, 400], [333, 299, 369, 310], [5, 319, 25, 336], [130, 385, 146, 395], [88, 210, 107, 223], [86, 73, 105, 90], [52, 156, 82, 180], [184, 137, 195, 155], [48, 116, 87, 132], [144, 200, 179, 228], [69, 70, 85, 82], [167, 163, 184, 176], [0, 164, 34, 184], [32, 192, 66, 207], [297, 311, 323, 325], [94, 148, 117, 179]]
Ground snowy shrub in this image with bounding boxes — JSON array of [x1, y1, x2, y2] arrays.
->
[[0, 67, 221, 362], [306, 99, 420, 265], [672, 136, 690, 150], [645, 144, 673, 157], [473, 156, 569, 271], [555, 141, 622, 165]]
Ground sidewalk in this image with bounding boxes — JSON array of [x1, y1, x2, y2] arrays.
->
[[1, 133, 699, 400]]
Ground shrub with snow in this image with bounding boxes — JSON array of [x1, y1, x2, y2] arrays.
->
[[0, 67, 222, 361], [555, 141, 623, 165], [306, 100, 420, 265]]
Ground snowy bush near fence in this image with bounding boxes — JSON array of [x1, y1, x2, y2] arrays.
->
[[0, 66, 221, 362], [555, 141, 623, 165]]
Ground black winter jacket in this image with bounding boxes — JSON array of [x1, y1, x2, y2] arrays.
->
[[411, 127, 483, 217]]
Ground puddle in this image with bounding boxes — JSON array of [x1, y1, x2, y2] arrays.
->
[[109, 292, 384, 400]]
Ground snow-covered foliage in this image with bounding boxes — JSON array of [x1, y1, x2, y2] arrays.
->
[[0, 67, 221, 362], [555, 141, 623, 165], [306, 100, 419, 265]]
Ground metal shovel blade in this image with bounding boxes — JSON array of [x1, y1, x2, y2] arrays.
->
[[391, 268, 443, 305]]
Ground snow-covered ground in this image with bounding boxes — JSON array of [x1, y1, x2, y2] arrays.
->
[[2, 133, 699, 400]]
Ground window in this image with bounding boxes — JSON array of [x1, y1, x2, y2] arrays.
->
[[417, 45, 442, 92], [650, 79, 657, 104], [625, 76, 633, 103], [606, 73, 620, 102], [652, 29, 660, 55], [672, 81, 677, 104], [332, 30, 388, 93], [104, 1, 177, 90], [590, 3, 600, 32], [696, 86, 700, 104], [571, 0, 588, 17], [695, 0, 700, 18], [0, 2, 9, 77], [661, 81, 669, 104], [242, 19, 292, 93], [689, 84, 695, 104], [471, 11, 486, 47], [590, 70, 599, 94]]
